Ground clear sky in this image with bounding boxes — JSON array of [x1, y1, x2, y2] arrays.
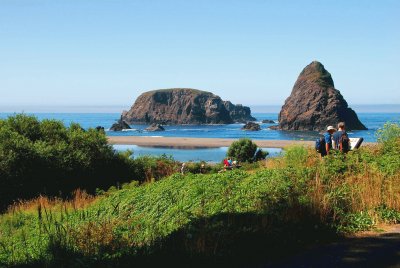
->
[[1, 0, 399, 110]]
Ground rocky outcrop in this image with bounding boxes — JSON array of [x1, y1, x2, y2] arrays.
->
[[261, 119, 275, 124], [110, 117, 131, 131], [242, 122, 261, 131], [122, 88, 255, 125], [223, 101, 256, 123], [145, 123, 165, 132], [277, 61, 367, 131], [95, 126, 105, 132]]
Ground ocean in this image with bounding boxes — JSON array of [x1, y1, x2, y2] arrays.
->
[[1, 107, 399, 162]]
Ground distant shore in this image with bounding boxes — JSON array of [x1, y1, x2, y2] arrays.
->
[[107, 136, 315, 148], [107, 136, 377, 148]]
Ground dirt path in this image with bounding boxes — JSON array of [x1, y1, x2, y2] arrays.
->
[[262, 225, 400, 267]]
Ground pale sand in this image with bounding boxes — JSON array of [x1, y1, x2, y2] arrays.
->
[[107, 136, 316, 148]]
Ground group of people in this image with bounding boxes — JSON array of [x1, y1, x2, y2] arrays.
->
[[318, 122, 351, 157], [223, 157, 240, 170]]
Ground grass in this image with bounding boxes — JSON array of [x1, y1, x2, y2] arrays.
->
[[0, 132, 399, 267]]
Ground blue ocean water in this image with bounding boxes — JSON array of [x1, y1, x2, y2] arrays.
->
[[1, 112, 398, 142]]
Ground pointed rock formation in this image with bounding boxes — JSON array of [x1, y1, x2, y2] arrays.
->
[[110, 117, 131, 131], [277, 61, 367, 131], [122, 88, 255, 124]]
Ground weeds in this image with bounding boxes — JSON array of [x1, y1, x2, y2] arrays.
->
[[0, 123, 399, 266]]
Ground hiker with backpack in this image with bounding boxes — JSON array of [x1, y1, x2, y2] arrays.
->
[[316, 126, 336, 157], [333, 122, 350, 153]]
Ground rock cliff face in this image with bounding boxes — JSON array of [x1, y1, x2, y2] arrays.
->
[[122, 88, 255, 124], [223, 101, 256, 123], [277, 61, 367, 131]]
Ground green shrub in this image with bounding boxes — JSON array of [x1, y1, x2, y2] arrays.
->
[[375, 122, 400, 175], [227, 138, 265, 163], [255, 148, 268, 161], [376, 205, 400, 223], [0, 114, 135, 209], [183, 161, 221, 174], [376, 122, 400, 145], [337, 211, 374, 233], [131, 155, 178, 181], [283, 146, 308, 168]]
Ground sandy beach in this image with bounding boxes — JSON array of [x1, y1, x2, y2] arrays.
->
[[107, 136, 316, 148]]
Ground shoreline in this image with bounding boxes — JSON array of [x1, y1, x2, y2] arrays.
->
[[107, 136, 377, 149], [107, 136, 316, 148]]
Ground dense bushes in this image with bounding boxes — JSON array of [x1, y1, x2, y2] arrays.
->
[[227, 138, 268, 162], [0, 114, 131, 208], [0, 114, 162, 209], [130, 154, 178, 182], [0, 121, 399, 266]]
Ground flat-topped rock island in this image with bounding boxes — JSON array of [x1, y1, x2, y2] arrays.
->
[[121, 88, 256, 125]]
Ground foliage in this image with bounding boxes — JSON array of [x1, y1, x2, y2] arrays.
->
[[254, 148, 268, 161], [283, 145, 309, 168], [336, 212, 374, 233], [373, 122, 400, 175], [226, 138, 264, 163], [0, 114, 178, 210], [376, 121, 400, 146], [183, 161, 223, 174], [376, 205, 400, 224], [0, 122, 400, 266], [130, 154, 178, 182]]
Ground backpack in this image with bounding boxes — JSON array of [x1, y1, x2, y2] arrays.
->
[[339, 132, 350, 153], [315, 136, 326, 154]]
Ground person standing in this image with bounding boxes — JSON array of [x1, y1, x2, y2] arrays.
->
[[324, 126, 336, 156], [181, 163, 186, 175], [333, 122, 350, 153]]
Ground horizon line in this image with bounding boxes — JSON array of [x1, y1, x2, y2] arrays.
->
[[1, 104, 400, 114]]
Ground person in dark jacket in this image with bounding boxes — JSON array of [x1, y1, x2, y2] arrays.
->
[[333, 122, 351, 152]]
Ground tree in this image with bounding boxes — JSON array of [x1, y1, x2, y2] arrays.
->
[[0, 114, 134, 210], [227, 138, 268, 163]]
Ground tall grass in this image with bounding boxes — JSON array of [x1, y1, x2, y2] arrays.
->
[[0, 124, 399, 266]]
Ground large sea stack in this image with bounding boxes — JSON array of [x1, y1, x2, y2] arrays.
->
[[277, 61, 367, 131], [122, 88, 255, 124]]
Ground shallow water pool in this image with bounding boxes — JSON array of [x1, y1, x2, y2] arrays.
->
[[113, 145, 282, 163]]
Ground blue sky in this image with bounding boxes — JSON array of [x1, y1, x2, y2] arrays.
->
[[0, 0, 399, 109]]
